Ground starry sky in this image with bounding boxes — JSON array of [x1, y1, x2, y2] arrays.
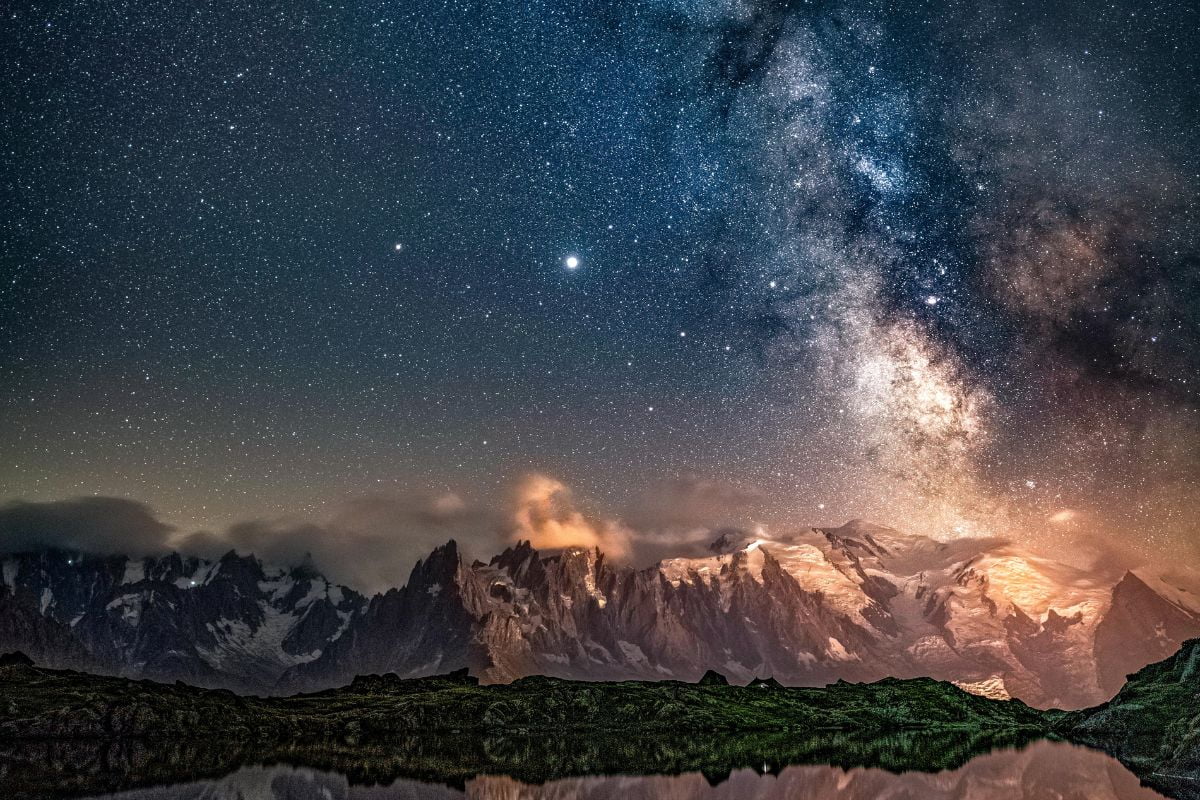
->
[[2, 0, 1198, 581]]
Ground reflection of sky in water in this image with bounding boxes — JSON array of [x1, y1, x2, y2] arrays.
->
[[82, 741, 1166, 800]]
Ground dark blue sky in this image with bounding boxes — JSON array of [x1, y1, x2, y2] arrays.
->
[[2, 0, 1197, 565]]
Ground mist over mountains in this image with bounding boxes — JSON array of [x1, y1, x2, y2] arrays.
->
[[2, 517, 1198, 709]]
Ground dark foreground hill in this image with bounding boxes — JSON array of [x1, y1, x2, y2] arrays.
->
[[0, 652, 1049, 739], [2, 641, 1200, 798], [1062, 638, 1200, 798]]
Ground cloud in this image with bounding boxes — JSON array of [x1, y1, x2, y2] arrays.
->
[[507, 474, 760, 566], [0, 479, 761, 593], [508, 474, 633, 560], [179, 490, 500, 594], [0, 497, 175, 557], [605, 476, 765, 564], [622, 475, 766, 530], [0, 492, 505, 595]]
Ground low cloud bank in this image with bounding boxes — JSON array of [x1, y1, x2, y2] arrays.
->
[[178, 491, 500, 593], [9, 473, 1143, 596], [0, 474, 770, 594], [0, 497, 175, 558]]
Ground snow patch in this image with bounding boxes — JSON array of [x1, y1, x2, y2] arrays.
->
[[826, 637, 857, 661], [954, 675, 1011, 701], [105, 593, 143, 625], [121, 559, 145, 585], [581, 567, 607, 607], [295, 578, 327, 609], [174, 561, 217, 590], [660, 555, 723, 587], [768, 540, 874, 626], [659, 546, 767, 588], [199, 602, 322, 675], [328, 610, 354, 643], [39, 587, 53, 614], [259, 575, 296, 602]]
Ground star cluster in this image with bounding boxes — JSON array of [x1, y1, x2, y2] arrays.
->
[[1, 0, 1197, 562]]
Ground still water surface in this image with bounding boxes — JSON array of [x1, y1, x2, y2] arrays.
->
[[75, 740, 1167, 800]]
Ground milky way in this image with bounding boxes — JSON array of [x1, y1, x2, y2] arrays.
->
[[0, 0, 1196, 570]]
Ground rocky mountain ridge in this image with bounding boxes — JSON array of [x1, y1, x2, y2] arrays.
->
[[3, 520, 1199, 707], [283, 521, 1200, 708], [0, 548, 363, 692]]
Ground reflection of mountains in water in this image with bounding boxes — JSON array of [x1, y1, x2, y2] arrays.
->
[[0, 735, 1168, 800], [50, 740, 1167, 800]]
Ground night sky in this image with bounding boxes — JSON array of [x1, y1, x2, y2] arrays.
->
[[2, 0, 1198, 583]]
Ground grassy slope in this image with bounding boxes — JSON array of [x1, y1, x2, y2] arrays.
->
[[0, 659, 1050, 740], [1061, 637, 1200, 797]]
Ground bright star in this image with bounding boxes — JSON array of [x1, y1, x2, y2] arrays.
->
[[925, 296, 939, 306], [565, 255, 579, 270]]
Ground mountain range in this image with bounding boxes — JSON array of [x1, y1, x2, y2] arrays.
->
[[2, 520, 1198, 708]]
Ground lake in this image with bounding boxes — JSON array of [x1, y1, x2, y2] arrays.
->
[[38, 739, 1169, 800]]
